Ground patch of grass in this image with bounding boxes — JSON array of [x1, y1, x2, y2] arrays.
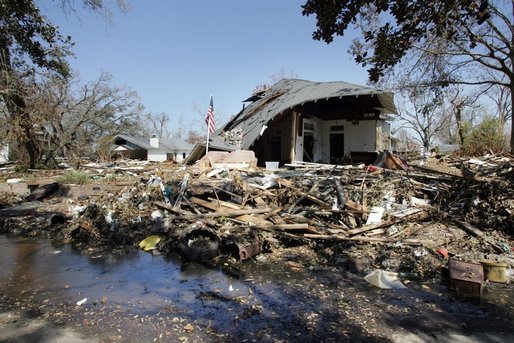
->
[[14, 165, 30, 173], [56, 170, 92, 185]]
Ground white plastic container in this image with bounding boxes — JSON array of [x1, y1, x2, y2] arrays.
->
[[265, 161, 279, 170]]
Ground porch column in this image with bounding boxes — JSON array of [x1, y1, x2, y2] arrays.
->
[[290, 111, 298, 162]]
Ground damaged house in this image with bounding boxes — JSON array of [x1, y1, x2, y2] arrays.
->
[[112, 134, 193, 162], [198, 79, 397, 165]]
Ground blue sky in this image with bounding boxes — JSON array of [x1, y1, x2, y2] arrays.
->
[[40, 1, 369, 134]]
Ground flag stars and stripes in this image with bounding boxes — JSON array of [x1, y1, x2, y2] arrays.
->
[[205, 96, 215, 134]]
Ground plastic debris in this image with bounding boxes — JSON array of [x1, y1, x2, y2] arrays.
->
[[364, 270, 407, 289], [139, 236, 162, 251]]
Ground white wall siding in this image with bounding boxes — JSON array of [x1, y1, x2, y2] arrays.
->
[[295, 118, 382, 163], [175, 150, 189, 163], [148, 149, 168, 162], [343, 120, 376, 154], [148, 149, 191, 162]]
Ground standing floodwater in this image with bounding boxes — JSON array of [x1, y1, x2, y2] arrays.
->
[[1, 235, 514, 342]]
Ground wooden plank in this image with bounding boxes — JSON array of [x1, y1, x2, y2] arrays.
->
[[317, 219, 349, 231], [271, 215, 286, 225], [212, 163, 250, 169], [299, 192, 332, 208], [253, 196, 267, 208], [344, 200, 363, 212], [154, 201, 217, 226], [347, 210, 430, 236], [207, 197, 242, 210], [162, 207, 274, 220], [304, 234, 421, 245], [414, 164, 492, 182], [277, 178, 292, 188], [190, 196, 223, 212], [271, 223, 309, 230], [235, 214, 272, 226]]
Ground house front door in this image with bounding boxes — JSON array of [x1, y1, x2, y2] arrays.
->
[[329, 125, 344, 164], [302, 119, 315, 162], [303, 133, 314, 162], [330, 133, 344, 163]]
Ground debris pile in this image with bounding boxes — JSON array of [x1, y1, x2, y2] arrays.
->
[[219, 128, 244, 148], [0, 153, 513, 285]]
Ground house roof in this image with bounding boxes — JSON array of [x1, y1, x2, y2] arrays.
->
[[115, 134, 194, 152], [210, 78, 397, 150]]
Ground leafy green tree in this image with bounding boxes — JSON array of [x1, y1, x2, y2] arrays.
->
[[302, 0, 514, 153], [462, 117, 508, 154]]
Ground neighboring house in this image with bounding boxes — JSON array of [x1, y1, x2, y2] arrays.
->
[[189, 79, 397, 165], [112, 134, 194, 162]]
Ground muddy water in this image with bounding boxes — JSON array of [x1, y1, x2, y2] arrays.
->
[[1, 235, 514, 342]]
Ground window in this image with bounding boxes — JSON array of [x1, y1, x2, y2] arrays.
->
[[304, 122, 314, 131]]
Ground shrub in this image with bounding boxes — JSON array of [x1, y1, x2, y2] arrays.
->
[[56, 170, 91, 185], [461, 117, 508, 155]]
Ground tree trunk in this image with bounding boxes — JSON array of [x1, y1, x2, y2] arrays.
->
[[511, 83, 514, 154], [455, 107, 465, 145], [4, 93, 39, 168], [0, 45, 39, 168]]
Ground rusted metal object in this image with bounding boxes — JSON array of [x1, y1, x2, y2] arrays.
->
[[235, 240, 262, 261], [449, 259, 483, 297]]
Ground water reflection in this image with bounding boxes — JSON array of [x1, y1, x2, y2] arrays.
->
[[0, 235, 243, 310]]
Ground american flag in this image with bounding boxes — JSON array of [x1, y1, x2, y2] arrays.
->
[[205, 96, 215, 134]]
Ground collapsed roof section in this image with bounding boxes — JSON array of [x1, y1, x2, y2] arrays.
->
[[210, 78, 397, 150]]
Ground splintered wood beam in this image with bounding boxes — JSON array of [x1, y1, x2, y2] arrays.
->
[[154, 204, 274, 220], [154, 201, 217, 226]]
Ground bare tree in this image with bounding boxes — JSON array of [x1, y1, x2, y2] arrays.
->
[[445, 87, 484, 144], [393, 128, 420, 152], [145, 112, 172, 138], [19, 72, 144, 165], [395, 87, 450, 150], [486, 83, 512, 130]]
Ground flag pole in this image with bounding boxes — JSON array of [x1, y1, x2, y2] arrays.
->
[[205, 94, 212, 155], [206, 125, 210, 154]]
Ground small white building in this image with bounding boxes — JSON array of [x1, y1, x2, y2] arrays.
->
[[112, 135, 193, 162]]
